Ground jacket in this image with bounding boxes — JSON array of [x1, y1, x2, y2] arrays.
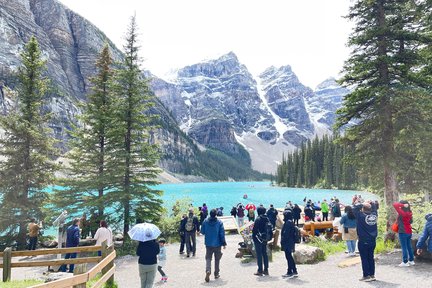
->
[[200, 217, 227, 247], [136, 240, 160, 265], [237, 207, 245, 218], [280, 220, 296, 253], [158, 245, 167, 267], [292, 206, 302, 220], [321, 202, 329, 213], [416, 214, 432, 252], [393, 202, 413, 234], [266, 208, 278, 225], [353, 204, 377, 242], [66, 224, 80, 247], [252, 215, 269, 242], [340, 214, 357, 228]]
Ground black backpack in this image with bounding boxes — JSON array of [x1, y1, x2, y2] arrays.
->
[[257, 218, 273, 243]]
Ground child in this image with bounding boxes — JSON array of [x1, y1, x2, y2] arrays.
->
[[158, 238, 168, 282]]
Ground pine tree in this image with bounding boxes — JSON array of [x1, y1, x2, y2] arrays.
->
[[0, 36, 57, 248], [110, 16, 163, 236], [336, 0, 431, 222], [52, 44, 116, 219]]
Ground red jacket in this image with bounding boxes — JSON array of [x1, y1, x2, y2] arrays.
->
[[393, 202, 413, 234]]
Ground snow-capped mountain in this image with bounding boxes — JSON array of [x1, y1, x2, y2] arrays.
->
[[153, 53, 349, 173]]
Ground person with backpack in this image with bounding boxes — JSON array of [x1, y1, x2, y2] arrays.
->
[[252, 206, 272, 276], [340, 205, 358, 256], [353, 201, 377, 282], [185, 208, 200, 257], [237, 204, 245, 227], [292, 204, 302, 227], [332, 199, 342, 218], [266, 204, 278, 229], [304, 203, 314, 222], [280, 210, 299, 279], [201, 209, 227, 283], [247, 207, 255, 222], [393, 200, 415, 267]]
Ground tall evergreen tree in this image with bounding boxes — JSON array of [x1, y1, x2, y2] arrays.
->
[[110, 16, 162, 236], [0, 36, 57, 248], [52, 44, 116, 219], [336, 0, 431, 222]]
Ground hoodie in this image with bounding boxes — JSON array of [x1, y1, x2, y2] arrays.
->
[[200, 216, 227, 247], [416, 214, 432, 252], [252, 214, 270, 242]]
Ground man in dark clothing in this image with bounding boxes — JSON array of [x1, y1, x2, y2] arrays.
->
[[185, 208, 200, 257], [266, 204, 278, 229], [252, 206, 270, 276], [59, 218, 80, 273], [281, 210, 298, 279], [201, 209, 227, 282], [333, 199, 342, 218], [353, 202, 377, 282], [178, 214, 187, 254]]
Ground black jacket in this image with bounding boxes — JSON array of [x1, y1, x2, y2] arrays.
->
[[252, 215, 269, 242], [281, 220, 296, 252], [136, 240, 160, 265]]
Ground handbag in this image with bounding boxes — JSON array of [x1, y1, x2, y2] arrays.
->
[[391, 221, 399, 233]]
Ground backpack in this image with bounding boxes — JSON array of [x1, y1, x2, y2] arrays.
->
[[294, 226, 301, 244], [248, 209, 255, 218], [185, 216, 195, 232], [257, 218, 273, 243]]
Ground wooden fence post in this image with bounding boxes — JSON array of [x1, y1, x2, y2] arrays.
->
[[101, 240, 114, 286], [2, 247, 12, 282], [73, 263, 87, 288]]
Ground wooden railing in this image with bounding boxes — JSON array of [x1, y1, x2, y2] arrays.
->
[[0, 241, 116, 287]]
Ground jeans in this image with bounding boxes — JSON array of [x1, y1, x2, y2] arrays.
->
[[253, 240, 268, 273], [28, 236, 38, 250], [157, 266, 166, 277], [139, 263, 157, 288], [185, 231, 196, 255], [322, 212, 329, 221], [399, 233, 414, 263], [346, 240, 357, 253], [59, 252, 77, 273], [284, 249, 297, 274], [238, 217, 244, 227], [205, 246, 223, 275], [358, 239, 376, 277]]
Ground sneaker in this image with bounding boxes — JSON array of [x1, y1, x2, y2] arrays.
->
[[205, 271, 211, 282], [179, 251, 184, 254], [283, 273, 295, 279], [359, 276, 370, 281], [214, 274, 220, 279], [398, 262, 410, 267], [292, 272, 299, 278], [263, 269, 269, 276], [369, 276, 376, 282], [408, 261, 415, 266], [254, 272, 263, 276]]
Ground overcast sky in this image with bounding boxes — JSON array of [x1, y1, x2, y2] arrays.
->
[[58, 0, 353, 89]]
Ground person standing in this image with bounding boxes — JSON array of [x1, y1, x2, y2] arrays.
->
[[80, 213, 89, 239], [59, 218, 80, 273], [321, 199, 329, 221], [393, 200, 415, 266], [93, 220, 112, 256], [252, 206, 270, 276], [157, 238, 168, 282], [27, 218, 41, 250], [178, 214, 187, 254], [266, 204, 278, 229], [247, 207, 255, 222], [230, 206, 237, 218], [136, 232, 160, 288], [416, 213, 432, 256], [353, 202, 377, 282], [237, 204, 245, 227], [185, 208, 200, 257], [292, 204, 302, 227], [280, 210, 298, 279], [340, 206, 358, 256], [201, 209, 227, 282]]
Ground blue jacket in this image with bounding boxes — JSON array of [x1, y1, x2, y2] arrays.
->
[[353, 204, 377, 242], [201, 217, 227, 247], [416, 214, 432, 252], [340, 214, 357, 228], [66, 224, 80, 247]]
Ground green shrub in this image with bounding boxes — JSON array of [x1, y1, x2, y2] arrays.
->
[[307, 237, 346, 260], [375, 236, 396, 254]]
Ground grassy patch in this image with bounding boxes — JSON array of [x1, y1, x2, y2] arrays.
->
[[1, 279, 43, 288], [375, 237, 396, 254], [87, 273, 118, 288], [307, 237, 346, 260]]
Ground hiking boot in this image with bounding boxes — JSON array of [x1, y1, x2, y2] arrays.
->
[[254, 271, 263, 276], [205, 271, 211, 282], [398, 262, 410, 267], [359, 276, 370, 281], [408, 261, 415, 266], [263, 269, 269, 276]]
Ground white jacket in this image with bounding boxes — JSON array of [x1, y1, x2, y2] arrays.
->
[[94, 227, 113, 246]]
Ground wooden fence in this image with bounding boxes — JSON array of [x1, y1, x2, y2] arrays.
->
[[0, 241, 115, 287]]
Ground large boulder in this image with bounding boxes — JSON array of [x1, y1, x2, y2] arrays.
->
[[293, 245, 325, 264], [40, 240, 58, 248]]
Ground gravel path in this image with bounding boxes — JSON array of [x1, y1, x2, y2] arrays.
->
[[115, 234, 432, 288]]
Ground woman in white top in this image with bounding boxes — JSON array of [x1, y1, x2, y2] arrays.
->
[[94, 220, 112, 256]]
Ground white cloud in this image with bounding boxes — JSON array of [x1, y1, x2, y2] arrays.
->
[[58, 0, 353, 88]]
